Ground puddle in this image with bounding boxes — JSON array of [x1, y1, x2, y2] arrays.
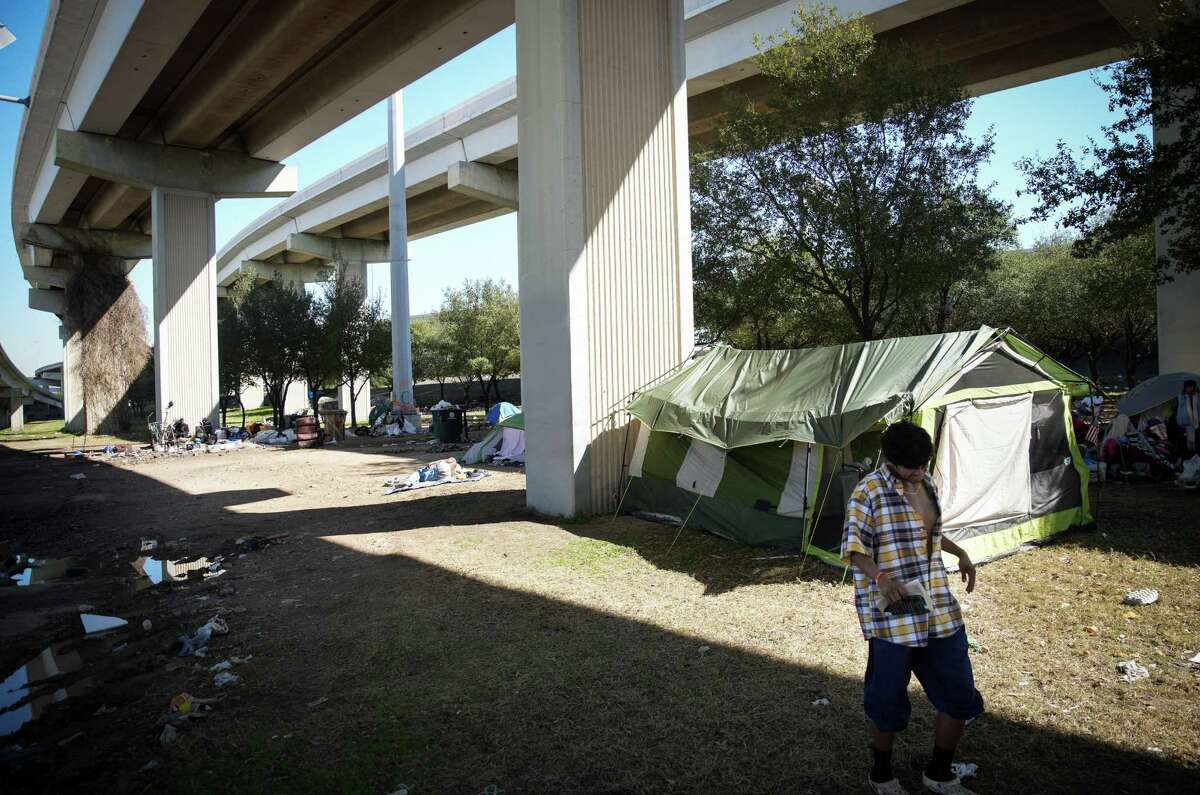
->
[[130, 555, 222, 587], [7, 557, 85, 587], [0, 638, 116, 738]]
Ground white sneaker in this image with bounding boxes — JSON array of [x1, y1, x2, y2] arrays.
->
[[869, 777, 909, 794], [922, 774, 976, 794]]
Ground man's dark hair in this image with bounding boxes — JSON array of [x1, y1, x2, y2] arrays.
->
[[880, 420, 933, 469], [1184, 379, 1197, 391]]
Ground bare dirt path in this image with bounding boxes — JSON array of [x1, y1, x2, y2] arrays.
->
[[0, 438, 1197, 793]]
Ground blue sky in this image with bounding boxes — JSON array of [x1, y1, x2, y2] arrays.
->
[[0, 3, 1120, 376]]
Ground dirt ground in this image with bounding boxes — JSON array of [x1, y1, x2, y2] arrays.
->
[[0, 435, 1197, 794]]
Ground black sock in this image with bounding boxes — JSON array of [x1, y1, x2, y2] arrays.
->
[[925, 745, 955, 782], [870, 746, 893, 783]]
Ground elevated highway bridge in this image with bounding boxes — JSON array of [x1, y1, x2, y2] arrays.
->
[[9, 0, 1165, 513]]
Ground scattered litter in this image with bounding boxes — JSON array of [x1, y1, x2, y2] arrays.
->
[[69, 473, 86, 480], [1123, 589, 1159, 606], [208, 660, 232, 673], [306, 696, 329, 709], [951, 762, 978, 779], [1117, 660, 1150, 683], [1083, 625, 1100, 636], [812, 697, 830, 706], [966, 636, 981, 652], [158, 725, 178, 747], [93, 705, 116, 716], [177, 614, 229, 657], [1147, 746, 1163, 754], [140, 539, 158, 552], [698, 645, 711, 655], [57, 731, 84, 747], [213, 671, 241, 689], [77, 603, 96, 612], [81, 613, 128, 634], [111, 642, 128, 654], [388, 786, 411, 795], [235, 534, 288, 553], [142, 619, 153, 632], [141, 760, 160, 772]]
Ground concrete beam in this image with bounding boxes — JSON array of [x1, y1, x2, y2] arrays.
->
[[243, 260, 331, 285], [29, 287, 66, 315], [22, 265, 68, 289], [21, 223, 153, 259], [448, 160, 519, 209], [55, 130, 298, 198], [285, 232, 388, 264]]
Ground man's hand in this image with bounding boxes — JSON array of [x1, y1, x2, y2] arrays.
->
[[958, 554, 976, 593], [876, 571, 907, 604]]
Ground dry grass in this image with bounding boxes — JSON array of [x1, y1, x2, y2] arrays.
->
[[0, 442, 1195, 793]]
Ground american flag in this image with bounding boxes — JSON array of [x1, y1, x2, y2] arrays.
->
[[1085, 420, 1101, 445]]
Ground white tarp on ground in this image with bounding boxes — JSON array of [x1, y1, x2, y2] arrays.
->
[[494, 427, 526, 463], [935, 394, 1032, 530]]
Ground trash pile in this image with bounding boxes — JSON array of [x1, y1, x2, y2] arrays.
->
[[370, 397, 423, 437]]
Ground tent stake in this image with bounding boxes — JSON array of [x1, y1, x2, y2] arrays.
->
[[666, 494, 703, 555], [799, 448, 844, 578], [612, 477, 633, 521]]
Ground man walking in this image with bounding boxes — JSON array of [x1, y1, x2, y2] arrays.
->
[[841, 421, 982, 794]]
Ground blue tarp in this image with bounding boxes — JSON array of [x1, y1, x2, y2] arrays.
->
[[487, 402, 520, 426]]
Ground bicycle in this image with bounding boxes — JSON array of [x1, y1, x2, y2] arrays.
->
[[148, 400, 189, 450]]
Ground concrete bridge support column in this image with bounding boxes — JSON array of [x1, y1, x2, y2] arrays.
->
[[515, 0, 693, 515], [5, 397, 25, 432], [388, 90, 419, 427], [1155, 116, 1200, 373], [63, 327, 85, 432], [151, 189, 220, 429]]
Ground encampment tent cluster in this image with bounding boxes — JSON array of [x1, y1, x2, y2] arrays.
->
[[618, 326, 1095, 568]]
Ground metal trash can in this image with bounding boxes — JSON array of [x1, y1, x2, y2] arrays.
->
[[431, 408, 463, 443]]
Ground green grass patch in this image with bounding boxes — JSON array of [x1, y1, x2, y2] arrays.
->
[[543, 538, 637, 574], [0, 419, 65, 441]]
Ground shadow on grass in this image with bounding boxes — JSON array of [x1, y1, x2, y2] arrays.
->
[[0, 446, 1193, 793]]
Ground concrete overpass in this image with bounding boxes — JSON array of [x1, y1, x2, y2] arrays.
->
[[9, 0, 1165, 515]]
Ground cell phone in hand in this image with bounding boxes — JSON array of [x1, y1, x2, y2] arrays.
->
[[874, 579, 931, 615], [884, 595, 928, 615]]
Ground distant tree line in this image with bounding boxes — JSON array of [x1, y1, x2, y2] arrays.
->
[[410, 278, 520, 407]]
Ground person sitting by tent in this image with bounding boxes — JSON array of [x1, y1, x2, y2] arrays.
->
[[1177, 379, 1200, 455], [842, 421, 982, 795]]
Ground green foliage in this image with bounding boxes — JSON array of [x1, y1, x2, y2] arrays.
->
[[436, 278, 520, 405], [1018, 1, 1199, 273], [965, 229, 1157, 386], [321, 263, 388, 426], [233, 274, 312, 426], [692, 5, 1011, 343]]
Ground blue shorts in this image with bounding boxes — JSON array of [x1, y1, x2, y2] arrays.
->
[[864, 628, 984, 732]]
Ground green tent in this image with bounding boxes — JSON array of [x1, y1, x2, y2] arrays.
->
[[621, 326, 1095, 567]]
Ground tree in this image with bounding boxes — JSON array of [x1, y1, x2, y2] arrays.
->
[[237, 276, 311, 427], [1018, 1, 1199, 274], [966, 231, 1157, 386], [297, 291, 339, 416], [411, 317, 455, 401], [438, 279, 521, 405], [322, 264, 389, 428], [692, 5, 1012, 342], [218, 282, 255, 427]]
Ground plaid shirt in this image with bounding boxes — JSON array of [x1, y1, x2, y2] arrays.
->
[[840, 465, 964, 647]]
